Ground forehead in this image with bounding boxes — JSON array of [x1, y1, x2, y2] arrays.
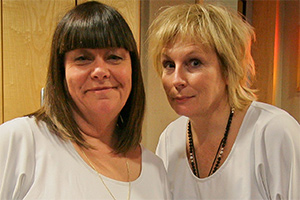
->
[[162, 38, 214, 56]]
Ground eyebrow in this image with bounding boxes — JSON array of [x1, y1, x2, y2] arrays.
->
[[161, 49, 204, 59], [161, 53, 171, 59]]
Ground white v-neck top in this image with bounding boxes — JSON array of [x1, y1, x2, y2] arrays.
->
[[0, 116, 170, 200], [156, 101, 300, 199]]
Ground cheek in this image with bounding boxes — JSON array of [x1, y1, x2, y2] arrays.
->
[[124, 68, 132, 85], [117, 67, 132, 94], [65, 68, 83, 95], [161, 75, 171, 91], [65, 69, 73, 92]]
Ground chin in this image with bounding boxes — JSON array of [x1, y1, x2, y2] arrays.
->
[[172, 106, 191, 117]]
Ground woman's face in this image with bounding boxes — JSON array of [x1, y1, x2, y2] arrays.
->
[[65, 48, 132, 120], [161, 41, 228, 118]]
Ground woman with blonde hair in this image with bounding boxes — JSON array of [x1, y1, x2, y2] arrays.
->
[[149, 3, 300, 199]]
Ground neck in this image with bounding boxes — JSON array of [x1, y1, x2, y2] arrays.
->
[[73, 110, 118, 149], [187, 106, 235, 177], [190, 104, 232, 141]]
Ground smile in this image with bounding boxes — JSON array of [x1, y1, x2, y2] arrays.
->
[[86, 86, 116, 93]]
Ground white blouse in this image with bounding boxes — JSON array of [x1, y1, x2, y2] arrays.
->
[[156, 101, 300, 199], [0, 116, 170, 200]]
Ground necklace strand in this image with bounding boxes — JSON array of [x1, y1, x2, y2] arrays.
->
[[188, 107, 235, 177], [80, 148, 131, 200], [188, 122, 200, 177]]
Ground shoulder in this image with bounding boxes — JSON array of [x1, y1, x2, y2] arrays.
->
[[0, 116, 42, 158], [165, 116, 189, 129], [160, 116, 189, 139], [156, 116, 188, 168], [250, 101, 297, 121], [249, 101, 299, 132], [0, 116, 37, 141], [0, 117, 39, 199], [247, 101, 300, 150], [159, 116, 188, 145], [0, 116, 33, 128], [142, 146, 165, 167], [248, 103, 300, 196], [142, 146, 168, 175], [156, 116, 188, 150], [0, 116, 52, 157]]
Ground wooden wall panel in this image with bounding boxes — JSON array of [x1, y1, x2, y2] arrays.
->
[[0, 2, 2, 123], [78, 0, 140, 48], [141, 0, 195, 152], [279, 0, 300, 122], [251, 1, 277, 104], [2, 0, 74, 122]]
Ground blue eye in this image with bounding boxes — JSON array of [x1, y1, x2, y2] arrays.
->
[[190, 59, 202, 67], [162, 60, 175, 69]]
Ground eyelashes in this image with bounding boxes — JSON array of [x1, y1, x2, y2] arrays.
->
[[190, 59, 202, 67], [162, 60, 175, 69], [65, 48, 130, 67], [106, 54, 124, 64], [73, 54, 124, 66], [162, 58, 203, 69], [73, 55, 93, 65]]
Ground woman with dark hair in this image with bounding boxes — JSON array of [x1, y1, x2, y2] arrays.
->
[[0, 1, 170, 199], [148, 3, 300, 199]]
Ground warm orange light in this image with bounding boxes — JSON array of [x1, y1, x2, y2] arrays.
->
[[297, 26, 300, 92], [272, 0, 280, 104]]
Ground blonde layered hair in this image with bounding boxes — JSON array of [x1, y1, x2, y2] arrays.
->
[[148, 3, 257, 110]]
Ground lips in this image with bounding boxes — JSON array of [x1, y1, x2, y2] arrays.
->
[[172, 95, 194, 103], [85, 86, 116, 93]]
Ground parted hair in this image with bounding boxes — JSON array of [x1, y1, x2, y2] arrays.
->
[[148, 3, 257, 110], [30, 1, 145, 153]]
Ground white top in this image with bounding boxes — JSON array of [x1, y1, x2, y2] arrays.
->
[[0, 116, 170, 200], [156, 101, 300, 200]]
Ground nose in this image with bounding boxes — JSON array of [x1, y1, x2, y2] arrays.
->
[[173, 66, 187, 91], [90, 57, 110, 80]]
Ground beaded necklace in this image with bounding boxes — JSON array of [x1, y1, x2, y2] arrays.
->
[[187, 107, 235, 177]]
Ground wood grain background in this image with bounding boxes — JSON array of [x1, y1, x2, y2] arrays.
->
[[1, 0, 139, 122]]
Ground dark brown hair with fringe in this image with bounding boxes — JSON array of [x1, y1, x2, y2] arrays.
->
[[29, 1, 145, 154]]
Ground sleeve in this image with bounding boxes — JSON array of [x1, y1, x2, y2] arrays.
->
[[254, 114, 300, 199], [0, 118, 35, 200]]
